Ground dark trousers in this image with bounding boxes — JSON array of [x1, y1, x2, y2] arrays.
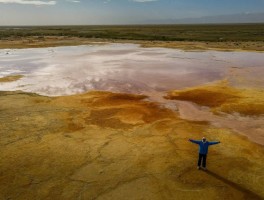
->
[[198, 154, 207, 168]]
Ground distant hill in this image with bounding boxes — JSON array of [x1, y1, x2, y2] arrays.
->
[[146, 12, 264, 24]]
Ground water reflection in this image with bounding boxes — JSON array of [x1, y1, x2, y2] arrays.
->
[[0, 44, 263, 96]]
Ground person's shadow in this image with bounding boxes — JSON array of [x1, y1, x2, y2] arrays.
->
[[203, 170, 263, 200]]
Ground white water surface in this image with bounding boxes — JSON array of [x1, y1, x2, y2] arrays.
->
[[0, 43, 263, 96]]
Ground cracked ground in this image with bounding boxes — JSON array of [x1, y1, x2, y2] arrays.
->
[[0, 91, 264, 200]]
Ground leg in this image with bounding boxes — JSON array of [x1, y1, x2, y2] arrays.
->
[[198, 154, 202, 167], [202, 154, 207, 168]]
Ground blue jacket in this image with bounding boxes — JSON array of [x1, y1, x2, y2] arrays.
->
[[189, 139, 220, 154]]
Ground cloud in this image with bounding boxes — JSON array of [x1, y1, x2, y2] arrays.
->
[[0, 0, 56, 5], [66, 0, 80, 3], [132, 0, 157, 2], [103, 0, 110, 4]]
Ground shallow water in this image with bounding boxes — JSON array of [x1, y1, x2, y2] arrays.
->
[[1, 43, 263, 96], [1, 43, 264, 145]]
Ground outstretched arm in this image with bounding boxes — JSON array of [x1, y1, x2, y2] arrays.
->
[[208, 141, 220, 145], [189, 139, 200, 144]]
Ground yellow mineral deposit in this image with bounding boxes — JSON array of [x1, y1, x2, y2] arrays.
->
[[0, 75, 23, 82], [166, 81, 264, 116], [0, 90, 263, 199]]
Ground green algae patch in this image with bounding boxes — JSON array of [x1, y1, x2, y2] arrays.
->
[[166, 81, 264, 116], [0, 75, 24, 82]]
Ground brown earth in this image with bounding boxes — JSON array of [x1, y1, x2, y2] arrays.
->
[[0, 90, 264, 200], [140, 40, 264, 52], [1, 36, 264, 52], [0, 75, 24, 83], [166, 81, 264, 116], [0, 37, 108, 49]]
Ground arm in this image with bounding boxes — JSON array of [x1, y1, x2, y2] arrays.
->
[[189, 139, 200, 144], [208, 141, 220, 145]]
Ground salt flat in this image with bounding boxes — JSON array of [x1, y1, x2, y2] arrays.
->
[[0, 44, 264, 200]]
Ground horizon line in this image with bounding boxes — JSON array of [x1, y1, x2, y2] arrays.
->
[[0, 22, 264, 27]]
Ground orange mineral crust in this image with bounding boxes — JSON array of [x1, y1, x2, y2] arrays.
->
[[0, 91, 263, 200]]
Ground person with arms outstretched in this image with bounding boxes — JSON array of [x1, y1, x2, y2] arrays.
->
[[189, 137, 220, 170]]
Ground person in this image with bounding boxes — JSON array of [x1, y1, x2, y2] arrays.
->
[[189, 137, 220, 170]]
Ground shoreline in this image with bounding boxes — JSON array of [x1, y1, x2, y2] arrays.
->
[[1, 36, 264, 52], [1, 88, 263, 146]]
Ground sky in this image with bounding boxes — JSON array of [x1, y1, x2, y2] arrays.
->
[[0, 0, 264, 25]]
